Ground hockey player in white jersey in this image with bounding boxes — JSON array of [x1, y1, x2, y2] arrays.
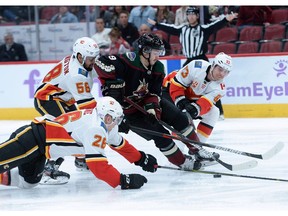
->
[[34, 36, 99, 115], [34, 37, 100, 183], [0, 96, 157, 189], [162, 52, 232, 162]]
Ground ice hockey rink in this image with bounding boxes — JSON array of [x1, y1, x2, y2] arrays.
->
[[1, 118, 288, 215]]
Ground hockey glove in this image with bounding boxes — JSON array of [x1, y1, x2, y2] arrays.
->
[[134, 151, 158, 173], [175, 97, 200, 119], [185, 102, 200, 119], [118, 117, 130, 134], [101, 80, 125, 103], [144, 103, 161, 126], [120, 174, 148, 189]]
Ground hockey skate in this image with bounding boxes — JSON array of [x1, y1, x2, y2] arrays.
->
[[74, 157, 89, 172], [179, 155, 202, 171], [40, 158, 70, 185], [189, 145, 220, 167]]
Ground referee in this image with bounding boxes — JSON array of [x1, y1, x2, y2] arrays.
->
[[148, 6, 237, 66]]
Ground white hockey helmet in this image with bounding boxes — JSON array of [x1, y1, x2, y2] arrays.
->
[[213, 52, 233, 73], [96, 96, 124, 125], [73, 37, 100, 59]]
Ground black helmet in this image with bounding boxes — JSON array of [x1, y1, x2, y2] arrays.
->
[[138, 33, 165, 54], [186, 7, 199, 15]]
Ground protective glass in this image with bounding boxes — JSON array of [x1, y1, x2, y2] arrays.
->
[[151, 49, 165, 56], [113, 114, 124, 125], [216, 65, 230, 76]]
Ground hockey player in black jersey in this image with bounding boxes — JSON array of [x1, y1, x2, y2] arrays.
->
[[94, 33, 218, 170]]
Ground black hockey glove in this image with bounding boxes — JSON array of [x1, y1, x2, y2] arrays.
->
[[120, 174, 148, 189], [176, 97, 200, 119], [101, 79, 125, 103], [144, 103, 161, 126], [134, 151, 158, 173], [185, 102, 200, 119], [144, 113, 159, 126], [118, 117, 130, 134]]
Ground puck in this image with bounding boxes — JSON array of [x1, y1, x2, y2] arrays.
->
[[213, 174, 222, 178]]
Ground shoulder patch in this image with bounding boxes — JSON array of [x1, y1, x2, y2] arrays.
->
[[78, 68, 88, 77], [100, 121, 107, 133], [194, 61, 202, 68], [126, 52, 136, 61]]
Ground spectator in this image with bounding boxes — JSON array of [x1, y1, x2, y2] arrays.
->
[[0, 32, 28, 62], [236, 6, 272, 30], [91, 17, 111, 54], [117, 10, 139, 46], [85, 6, 98, 22], [174, 6, 188, 26], [208, 6, 222, 22], [98, 6, 112, 27], [155, 6, 175, 25], [108, 27, 131, 55], [110, 6, 127, 27], [132, 23, 152, 51], [0, 6, 22, 24], [70, 6, 86, 22], [50, 6, 78, 24], [128, 6, 156, 29]]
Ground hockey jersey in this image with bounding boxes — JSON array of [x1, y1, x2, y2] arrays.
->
[[94, 52, 165, 114], [167, 60, 225, 116], [34, 109, 141, 188], [34, 55, 97, 109]]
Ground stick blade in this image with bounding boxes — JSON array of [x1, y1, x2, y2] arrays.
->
[[230, 159, 258, 171], [261, 141, 284, 160]]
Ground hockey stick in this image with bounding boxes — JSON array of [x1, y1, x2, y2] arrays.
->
[[124, 96, 284, 161], [130, 124, 284, 161], [157, 165, 288, 182], [124, 96, 259, 171], [130, 125, 257, 171]]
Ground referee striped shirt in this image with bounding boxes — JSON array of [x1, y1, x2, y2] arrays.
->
[[155, 17, 229, 58]]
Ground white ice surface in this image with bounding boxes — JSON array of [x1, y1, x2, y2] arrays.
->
[[1, 118, 288, 215]]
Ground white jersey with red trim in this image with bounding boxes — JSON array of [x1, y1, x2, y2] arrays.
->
[[35, 109, 106, 158], [173, 59, 225, 104], [45, 109, 124, 159], [34, 55, 98, 109], [35, 109, 141, 188]]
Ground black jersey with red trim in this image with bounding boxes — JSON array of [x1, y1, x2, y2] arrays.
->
[[94, 52, 166, 114]]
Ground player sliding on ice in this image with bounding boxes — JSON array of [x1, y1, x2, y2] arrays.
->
[[0, 97, 157, 190]]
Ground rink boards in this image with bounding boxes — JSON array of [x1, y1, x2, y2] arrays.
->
[[1, 53, 288, 119]]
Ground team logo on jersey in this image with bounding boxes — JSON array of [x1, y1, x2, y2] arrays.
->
[[78, 68, 88, 77], [194, 61, 202, 68], [133, 79, 149, 98], [100, 121, 108, 133], [191, 80, 199, 88], [126, 52, 136, 61]]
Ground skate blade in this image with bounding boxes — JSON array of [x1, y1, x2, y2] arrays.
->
[[40, 176, 69, 185]]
